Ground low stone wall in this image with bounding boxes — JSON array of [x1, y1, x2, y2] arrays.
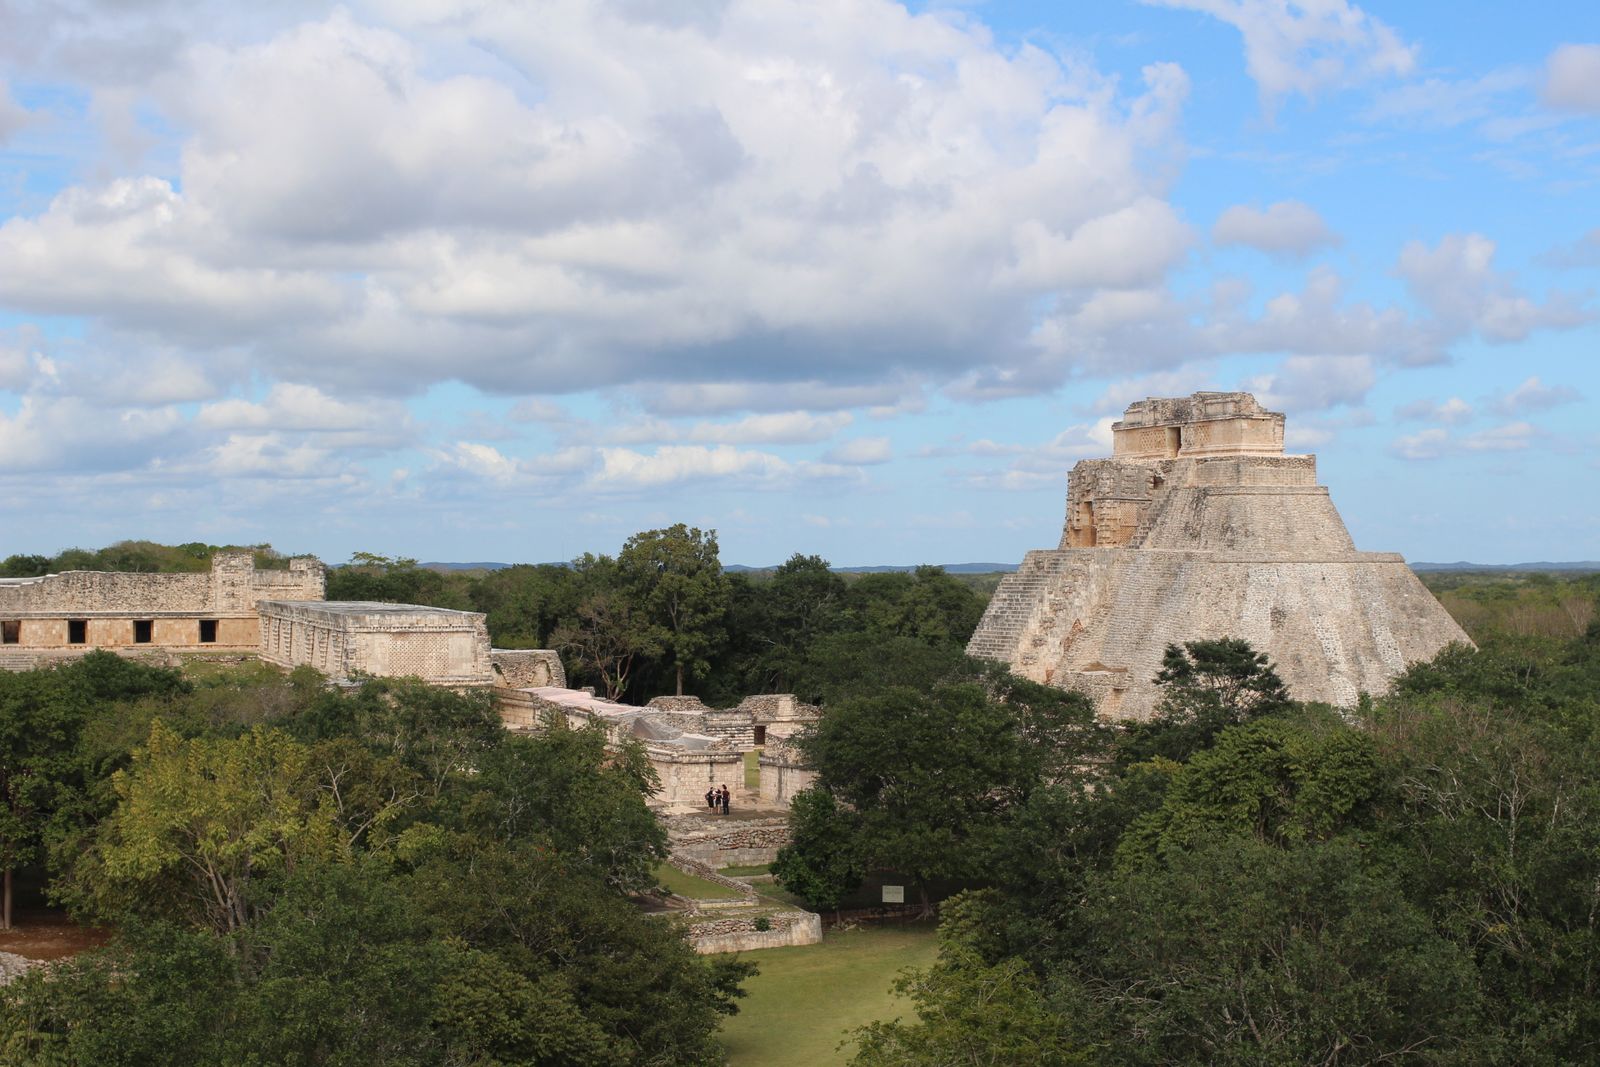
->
[[689, 911, 823, 954], [669, 818, 793, 868]]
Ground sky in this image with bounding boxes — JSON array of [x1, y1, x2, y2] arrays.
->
[[1, 0, 1597, 567]]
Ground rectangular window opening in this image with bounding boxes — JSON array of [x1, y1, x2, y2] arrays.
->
[[133, 620, 153, 644], [199, 619, 218, 644], [68, 619, 88, 645], [1, 621, 19, 645]]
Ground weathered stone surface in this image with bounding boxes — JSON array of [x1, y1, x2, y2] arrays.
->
[[688, 911, 822, 953], [259, 600, 494, 687], [968, 392, 1471, 719], [489, 648, 566, 688], [0, 553, 323, 656]]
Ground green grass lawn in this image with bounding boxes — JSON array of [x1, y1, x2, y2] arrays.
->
[[654, 862, 746, 901], [719, 923, 938, 1067], [720, 863, 771, 877], [744, 749, 760, 789]]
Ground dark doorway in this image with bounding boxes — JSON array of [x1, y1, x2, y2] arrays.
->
[[1, 621, 18, 645], [753, 725, 767, 746], [199, 619, 218, 644], [68, 619, 87, 645], [133, 620, 153, 644]]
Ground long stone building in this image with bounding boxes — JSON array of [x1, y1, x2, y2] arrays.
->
[[0, 551, 325, 665], [968, 392, 1469, 719]]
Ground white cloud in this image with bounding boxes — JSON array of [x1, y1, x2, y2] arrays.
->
[[1143, 0, 1415, 112], [591, 444, 854, 490], [1397, 233, 1593, 343], [1540, 229, 1600, 270], [1390, 427, 1448, 461], [1543, 44, 1600, 112], [823, 436, 892, 465], [1364, 69, 1530, 129], [1397, 397, 1474, 425], [1212, 200, 1338, 259], [1243, 355, 1374, 411], [0, 81, 28, 144], [1491, 376, 1582, 416], [1461, 422, 1536, 452], [196, 383, 400, 433], [0, 5, 1195, 402], [0, 340, 36, 390], [1389, 421, 1540, 461]]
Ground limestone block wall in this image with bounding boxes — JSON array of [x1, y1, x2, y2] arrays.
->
[[649, 747, 746, 807], [489, 648, 567, 688], [759, 740, 817, 806], [668, 818, 793, 867], [0, 553, 323, 658], [258, 601, 493, 686]]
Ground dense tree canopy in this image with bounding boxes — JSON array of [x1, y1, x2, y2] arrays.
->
[[0, 656, 752, 1066]]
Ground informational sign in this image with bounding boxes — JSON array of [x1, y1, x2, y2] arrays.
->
[[882, 885, 905, 904]]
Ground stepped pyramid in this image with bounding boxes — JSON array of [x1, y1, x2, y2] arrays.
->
[[967, 392, 1469, 719]]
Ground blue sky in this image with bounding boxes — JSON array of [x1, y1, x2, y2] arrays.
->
[[1, 0, 1596, 566]]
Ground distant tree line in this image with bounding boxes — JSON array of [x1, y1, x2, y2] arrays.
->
[[1, 541, 300, 577], [5, 532, 990, 706]]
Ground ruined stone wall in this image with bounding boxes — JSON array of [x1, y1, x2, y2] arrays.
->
[[258, 601, 492, 686], [0, 553, 324, 655], [759, 738, 817, 805], [489, 648, 566, 688]]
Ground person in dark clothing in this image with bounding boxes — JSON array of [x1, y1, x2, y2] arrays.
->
[[705, 787, 716, 811], [719, 784, 730, 815]]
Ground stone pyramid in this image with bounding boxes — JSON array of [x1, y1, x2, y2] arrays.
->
[[967, 392, 1470, 719]]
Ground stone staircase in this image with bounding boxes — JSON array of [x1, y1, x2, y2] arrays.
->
[[1015, 556, 1104, 679], [966, 552, 1076, 664]]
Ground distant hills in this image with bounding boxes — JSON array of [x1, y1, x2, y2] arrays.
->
[[421, 559, 1600, 575], [1410, 561, 1600, 574]]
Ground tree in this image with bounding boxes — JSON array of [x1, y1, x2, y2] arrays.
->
[[852, 894, 1086, 1067], [1117, 637, 1293, 765], [790, 674, 1099, 917], [771, 789, 863, 918], [62, 722, 341, 934], [618, 524, 730, 697], [553, 589, 653, 701], [0, 674, 83, 930]]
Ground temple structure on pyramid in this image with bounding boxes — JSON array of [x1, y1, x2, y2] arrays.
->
[[967, 392, 1469, 719]]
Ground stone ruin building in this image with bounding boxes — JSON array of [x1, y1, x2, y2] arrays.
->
[[499, 687, 820, 809], [0, 549, 813, 810], [258, 600, 495, 688], [968, 392, 1470, 719], [0, 550, 515, 689], [0, 552, 325, 668]]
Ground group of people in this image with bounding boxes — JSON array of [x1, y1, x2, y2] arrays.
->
[[705, 784, 732, 815]]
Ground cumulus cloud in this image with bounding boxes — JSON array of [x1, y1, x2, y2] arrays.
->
[[823, 436, 893, 465], [1539, 228, 1600, 270], [1142, 0, 1415, 111], [1397, 234, 1593, 344], [1397, 397, 1474, 425], [1389, 421, 1539, 461], [1243, 355, 1374, 411], [1212, 200, 1338, 259], [592, 445, 855, 490], [0, 81, 28, 144], [0, 4, 1195, 404], [1543, 44, 1600, 112], [1490, 376, 1582, 416]]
